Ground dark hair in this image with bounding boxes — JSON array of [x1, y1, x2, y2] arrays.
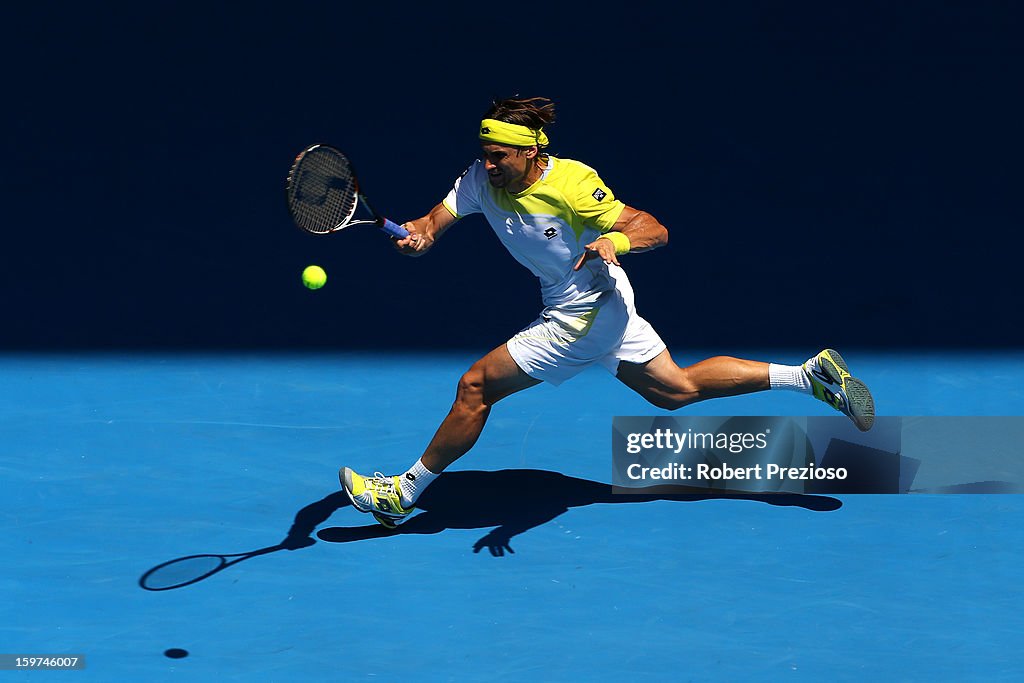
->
[[484, 96, 556, 130]]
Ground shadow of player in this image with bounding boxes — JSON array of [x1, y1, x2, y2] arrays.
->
[[312, 469, 842, 556], [139, 469, 842, 590]]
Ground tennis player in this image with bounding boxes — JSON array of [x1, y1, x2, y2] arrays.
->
[[341, 96, 874, 528]]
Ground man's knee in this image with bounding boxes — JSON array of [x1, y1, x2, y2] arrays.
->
[[641, 367, 701, 411], [455, 362, 488, 409], [454, 348, 537, 410]]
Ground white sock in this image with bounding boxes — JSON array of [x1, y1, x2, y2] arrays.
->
[[768, 363, 812, 394], [398, 458, 439, 508]]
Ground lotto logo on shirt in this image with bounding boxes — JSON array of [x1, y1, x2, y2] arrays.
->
[[592, 188, 606, 201]]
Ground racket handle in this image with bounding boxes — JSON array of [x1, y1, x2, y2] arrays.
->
[[378, 218, 409, 239]]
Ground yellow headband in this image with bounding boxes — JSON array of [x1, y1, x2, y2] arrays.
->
[[479, 118, 549, 148]]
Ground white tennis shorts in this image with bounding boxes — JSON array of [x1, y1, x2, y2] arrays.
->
[[506, 285, 666, 386]]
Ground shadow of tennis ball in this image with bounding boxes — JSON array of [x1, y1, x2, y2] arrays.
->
[[164, 648, 189, 659]]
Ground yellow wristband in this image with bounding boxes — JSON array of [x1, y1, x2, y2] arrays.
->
[[600, 231, 631, 256]]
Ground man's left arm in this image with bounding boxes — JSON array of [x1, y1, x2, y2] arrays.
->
[[574, 206, 669, 270]]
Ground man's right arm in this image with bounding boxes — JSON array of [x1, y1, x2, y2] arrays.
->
[[394, 202, 459, 257]]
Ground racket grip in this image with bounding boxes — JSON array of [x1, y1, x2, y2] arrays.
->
[[378, 218, 409, 239]]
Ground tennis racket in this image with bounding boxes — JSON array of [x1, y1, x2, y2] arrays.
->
[[285, 144, 409, 239]]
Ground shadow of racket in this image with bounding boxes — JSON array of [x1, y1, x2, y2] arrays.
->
[[139, 544, 287, 591], [139, 491, 346, 591]]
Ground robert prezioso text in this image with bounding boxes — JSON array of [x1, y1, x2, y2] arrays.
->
[[625, 462, 848, 482]]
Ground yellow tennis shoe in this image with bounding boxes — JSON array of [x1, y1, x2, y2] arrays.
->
[[803, 349, 876, 432], [340, 467, 414, 528]]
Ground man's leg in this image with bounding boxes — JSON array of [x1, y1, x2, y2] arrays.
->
[[419, 344, 541, 473], [616, 348, 874, 431], [615, 349, 770, 410], [341, 344, 540, 526]]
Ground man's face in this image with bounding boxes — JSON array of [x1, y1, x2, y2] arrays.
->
[[480, 143, 534, 189]]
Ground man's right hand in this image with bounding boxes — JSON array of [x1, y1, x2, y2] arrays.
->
[[393, 223, 433, 257]]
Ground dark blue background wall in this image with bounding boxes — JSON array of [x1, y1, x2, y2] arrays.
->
[[7, 2, 1022, 351]]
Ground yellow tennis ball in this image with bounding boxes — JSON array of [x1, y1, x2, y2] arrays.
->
[[302, 265, 327, 290]]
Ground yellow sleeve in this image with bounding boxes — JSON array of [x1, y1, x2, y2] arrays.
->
[[567, 163, 626, 232]]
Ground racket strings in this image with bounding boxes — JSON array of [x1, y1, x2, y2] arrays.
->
[[288, 148, 358, 233]]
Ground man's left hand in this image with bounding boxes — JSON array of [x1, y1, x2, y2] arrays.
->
[[573, 237, 620, 271]]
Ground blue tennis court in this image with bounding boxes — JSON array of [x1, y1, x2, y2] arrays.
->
[[3, 350, 1022, 680], [7, 0, 1023, 678]]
